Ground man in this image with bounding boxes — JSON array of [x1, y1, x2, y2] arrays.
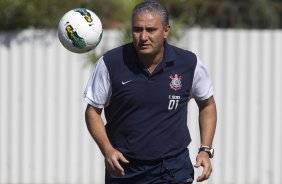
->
[[84, 1, 217, 183]]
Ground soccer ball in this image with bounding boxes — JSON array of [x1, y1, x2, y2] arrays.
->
[[58, 8, 103, 53]]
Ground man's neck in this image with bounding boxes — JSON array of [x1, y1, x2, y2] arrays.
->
[[138, 47, 164, 73]]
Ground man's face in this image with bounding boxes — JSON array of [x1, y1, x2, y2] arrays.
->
[[132, 11, 170, 57]]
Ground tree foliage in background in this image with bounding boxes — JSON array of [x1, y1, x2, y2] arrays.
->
[[0, 0, 281, 31], [0, 0, 142, 30], [163, 0, 281, 29]]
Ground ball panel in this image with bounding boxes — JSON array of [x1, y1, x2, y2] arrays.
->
[[57, 8, 103, 53]]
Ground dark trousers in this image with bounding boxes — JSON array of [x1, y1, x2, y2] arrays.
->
[[105, 149, 194, 184]]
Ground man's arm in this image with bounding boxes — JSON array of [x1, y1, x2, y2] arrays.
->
[[194, 96, 217, 182], [85, 104, 129, 176]]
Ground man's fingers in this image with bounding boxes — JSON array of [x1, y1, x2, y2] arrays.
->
[[119, 154, 130, 164], [194, 159, 201, 168], [196, 166, 211, 182], [106, 159, 125, 176], [194, 153, 213, 182], [105, 160, 120, 176], [105, 150, 129, 176], [112, 158, 125, 175]]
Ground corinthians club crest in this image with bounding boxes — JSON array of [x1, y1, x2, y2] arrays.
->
[[169, 74, 182, 91]]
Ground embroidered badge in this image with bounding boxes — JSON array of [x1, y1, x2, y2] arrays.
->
[[169, 74, 182, 91]]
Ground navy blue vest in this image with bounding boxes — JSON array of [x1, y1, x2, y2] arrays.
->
[[103, 41, 197, 160]]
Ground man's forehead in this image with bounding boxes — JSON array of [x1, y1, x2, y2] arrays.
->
[[134, 10, 161, 20], [133, 11, 162, 25]]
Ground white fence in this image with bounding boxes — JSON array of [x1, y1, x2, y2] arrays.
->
[[0, 28, 281, 184]]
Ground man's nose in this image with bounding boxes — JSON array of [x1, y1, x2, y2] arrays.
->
[[140, 31, 148, 40]]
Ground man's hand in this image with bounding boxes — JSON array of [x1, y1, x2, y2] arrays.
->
[[85, 105, 129, 176], [194, 152, 212, 182], [104, 147, 129, 176]]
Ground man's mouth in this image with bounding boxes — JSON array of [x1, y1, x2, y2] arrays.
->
[[139, 43, 150, 49]]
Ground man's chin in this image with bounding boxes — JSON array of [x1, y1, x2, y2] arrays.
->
[[136, 48, 152, 56]]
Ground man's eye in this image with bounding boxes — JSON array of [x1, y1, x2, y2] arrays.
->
[[133, 27, 143, 32], [146, 28, 156, 33]]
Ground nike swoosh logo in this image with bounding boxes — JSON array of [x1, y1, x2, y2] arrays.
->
[[122, 80, 132, 85]]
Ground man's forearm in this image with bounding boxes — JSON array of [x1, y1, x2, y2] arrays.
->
[[85, 104, 113, 156], [197, 96, 217, 147]]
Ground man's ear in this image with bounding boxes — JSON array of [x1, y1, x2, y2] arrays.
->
[[164, 25, 171, 39]]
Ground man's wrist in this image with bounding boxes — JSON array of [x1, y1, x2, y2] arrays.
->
[[198, 146, 214, 158]]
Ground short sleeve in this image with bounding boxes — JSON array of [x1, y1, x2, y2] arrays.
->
[[191, 57, 214, 101], [83, 56, 111, 108]]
